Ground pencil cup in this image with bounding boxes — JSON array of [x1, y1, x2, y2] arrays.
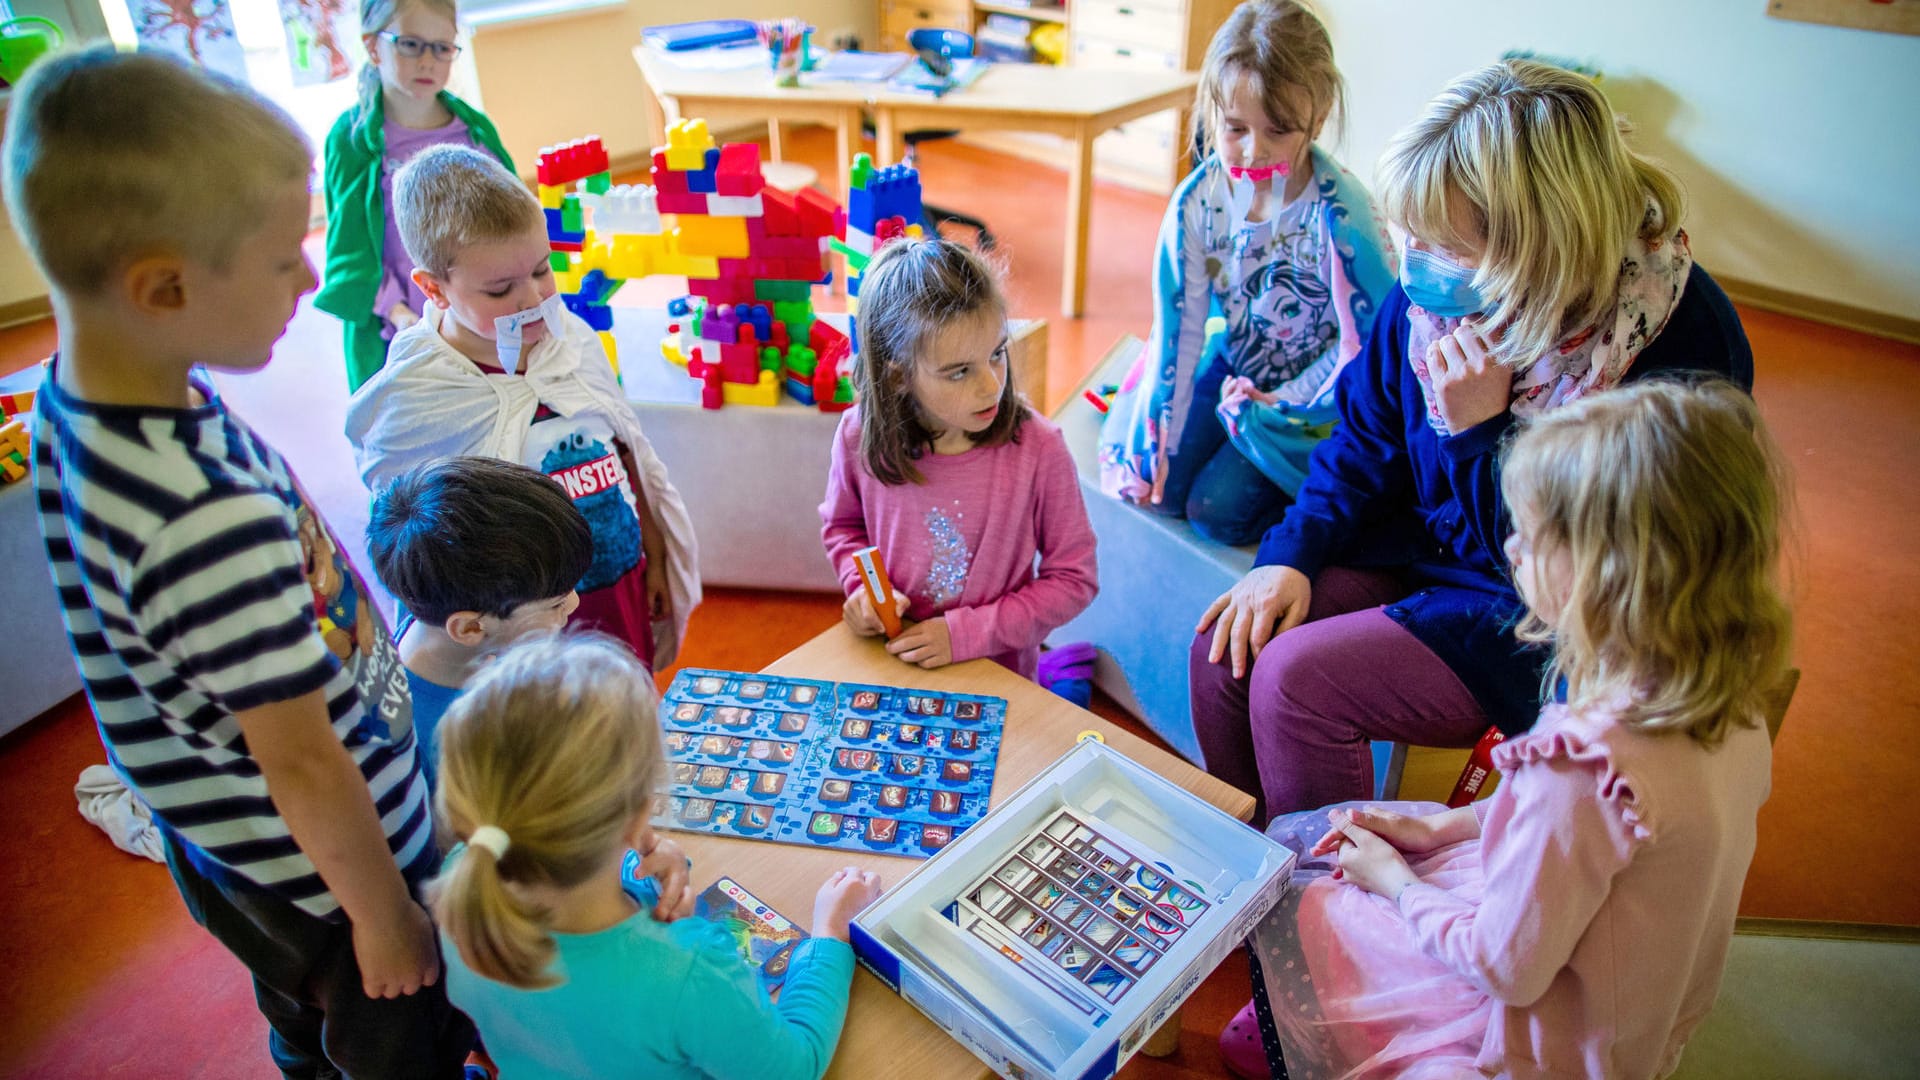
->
[[771, 43, 802, 86]]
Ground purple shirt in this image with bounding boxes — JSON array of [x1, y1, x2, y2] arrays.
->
[[821, 406, 1098, 680], [373, 117, 475, 331]]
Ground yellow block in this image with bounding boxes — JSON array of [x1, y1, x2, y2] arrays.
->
[[663, 118, 713, 172], [537, 183, 568, 209], [673, 215, 750, 259], [661, 335, 690, 368], [597, 330, 620, 380], [554, 269, 583, 295], [721, 369, 781, 407]]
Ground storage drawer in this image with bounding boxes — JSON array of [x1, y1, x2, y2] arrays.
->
[[1071, 35, 1180, 74], [1074, 0, 1184, 52], [880, 0, 970, 50]]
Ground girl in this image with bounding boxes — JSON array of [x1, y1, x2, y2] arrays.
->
[[1098, 0, 1394, 545], [432, 633, 884, 1080], [821, 238, 1098, 680], [1229, 380, 1790, 1079], [316, 0, 512, 392], [1192, 60, 1754, 829]]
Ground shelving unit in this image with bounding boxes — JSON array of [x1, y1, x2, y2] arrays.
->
[[876, 0, 1233, 194]]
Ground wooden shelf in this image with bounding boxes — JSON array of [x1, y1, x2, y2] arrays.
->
[[973, 1, 1070, 24]]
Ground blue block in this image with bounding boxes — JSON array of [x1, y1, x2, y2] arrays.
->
[[578, 269, 618, 305], [784, 374, 816, 406], [667, 296, 692, 318], [561, 294, 614, 331], [687, 148, 722, 194]]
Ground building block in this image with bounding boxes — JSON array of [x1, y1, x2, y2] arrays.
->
[[584, 171, 612, 195], [720, 368, 781, 407], [651, 154, 691, 195], [561, 293, 614, 331], [0, 391, 34, 417], [538, 183, 568, 210], [716, 142, 766, 196], [675, 215, 750, 259], [662, 119, 714, 172], [686, 149, 721, 195], [596, 329, 620, 381], [705, 193, 764, 218], [796, 188, 839, 239], [656, 191, 708, 216], [536, 136, 608, 187], [761, 188, 800, 235], [585, 185, 660, 234]]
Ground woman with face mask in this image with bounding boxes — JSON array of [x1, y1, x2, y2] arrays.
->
[[1185, 60, 1755, 832]]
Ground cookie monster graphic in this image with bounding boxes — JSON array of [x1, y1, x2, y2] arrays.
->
[[542, 429, 641, 592]]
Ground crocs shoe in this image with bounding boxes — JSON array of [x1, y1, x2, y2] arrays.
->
[[1220, 997, 1270, 1079]]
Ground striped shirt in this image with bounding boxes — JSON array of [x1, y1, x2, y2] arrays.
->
[[32, 365, 430, 919]]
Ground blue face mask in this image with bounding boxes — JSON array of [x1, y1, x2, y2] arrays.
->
[[1400, 245, 1487, 318]]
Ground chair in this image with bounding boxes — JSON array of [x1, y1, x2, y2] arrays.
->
[[898, 28, 996, 250], [1376, 668, 1803, 803]]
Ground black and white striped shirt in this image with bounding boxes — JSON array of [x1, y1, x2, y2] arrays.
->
[[33, 367, 430, 919]]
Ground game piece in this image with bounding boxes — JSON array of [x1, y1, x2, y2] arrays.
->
[[621, 857, 807, 996], [853, 739, 1297, 1080], [851, 545, 902, 638], [657, 668, 1007, 858]]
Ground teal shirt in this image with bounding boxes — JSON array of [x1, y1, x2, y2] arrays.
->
[[441, 852, 858, 1080]]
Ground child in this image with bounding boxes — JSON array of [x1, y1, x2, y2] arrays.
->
[[820, 238, 1098, 680], [346, 145, 699, 671], [431, 633, 883, 1078], [316, 0, 513, 392], [1098, 0, 1393, 545], [367, 456, 594, 788], [8, 49, 472, 1075], [1233, 381, 1789, 1079]]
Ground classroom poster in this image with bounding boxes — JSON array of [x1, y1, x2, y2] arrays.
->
[[125, 0, 248, 82], [279, 0, 356, 86]]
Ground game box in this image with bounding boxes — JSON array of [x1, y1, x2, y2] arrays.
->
[[850, 739, 1296, 1080]]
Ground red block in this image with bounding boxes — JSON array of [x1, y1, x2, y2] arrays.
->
[[656, 191, 707, 215], [548, 239, 584, 253], [760, 188, 800, 236], [716, 143, 765, 197], [651, 154, 690, 196], [537, 136, 607, 187], [796, 188, 838, 239], [718, 341, 761, 384], [691, 278, 756, 305]]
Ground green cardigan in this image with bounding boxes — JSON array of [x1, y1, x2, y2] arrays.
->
[[315, 91, 513, 391]]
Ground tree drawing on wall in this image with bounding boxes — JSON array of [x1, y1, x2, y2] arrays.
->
[[282, 0, 355, 85], [132, 0, 235, 65]]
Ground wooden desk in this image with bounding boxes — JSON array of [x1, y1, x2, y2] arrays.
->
[[632, 49, 1197, 319], [668, 623, 1254, 1079]]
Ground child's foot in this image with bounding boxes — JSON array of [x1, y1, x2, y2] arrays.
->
[[1219, 998, 1271, 1079], [1038, 641, 1097, 708]]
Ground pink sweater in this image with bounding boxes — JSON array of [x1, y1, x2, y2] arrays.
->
[[1397, 701, 1772, 1078], [820, 406, 1098, 679]]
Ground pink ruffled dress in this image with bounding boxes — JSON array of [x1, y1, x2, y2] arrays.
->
[[1252, 699, 1771, 1079]]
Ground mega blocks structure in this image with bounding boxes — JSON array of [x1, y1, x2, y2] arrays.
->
[[0, 390, 34, 485], [829, 153, 927, 364], [536, 122, 906, 411]]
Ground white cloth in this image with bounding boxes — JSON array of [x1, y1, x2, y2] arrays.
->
[[75, 765, 165, 863], [345, 306, 701, 666]]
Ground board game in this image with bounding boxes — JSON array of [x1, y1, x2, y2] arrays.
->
[[657, 668, 1007, 858], [621, 853, 809, 996]]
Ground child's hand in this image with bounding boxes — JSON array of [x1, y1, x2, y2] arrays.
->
[[1325, 809, 1420, 901], [843, 586, 909, 638], [644, 557, 672, 621], [1311, 806, 1457, 858], [387, 302, 420, 330], [638, 835, 695, 922], [352, 898, 441, 998], [812, 866, 883, 941], [886, 615, 952, 668], [1427, 321, 1513, 434], [1218, 375, 1280, 417]]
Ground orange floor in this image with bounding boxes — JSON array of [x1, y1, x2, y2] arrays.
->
[[1, 128, 1915, 1078]]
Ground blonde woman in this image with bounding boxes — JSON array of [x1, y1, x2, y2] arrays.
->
[[1190, 59, 1755, 838], [432, 634, 882, 1079], [1246, 380, 1788, 1079]]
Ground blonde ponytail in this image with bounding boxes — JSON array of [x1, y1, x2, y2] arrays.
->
[[436, 828, 563, 988]]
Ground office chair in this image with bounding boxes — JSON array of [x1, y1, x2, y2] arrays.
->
[[898, 27, 996, 249]]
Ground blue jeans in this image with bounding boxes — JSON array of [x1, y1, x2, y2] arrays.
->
[[1146, 358, 1289, 546]]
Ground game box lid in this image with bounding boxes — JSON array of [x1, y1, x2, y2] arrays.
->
[[851, 739, 1295, 1080]]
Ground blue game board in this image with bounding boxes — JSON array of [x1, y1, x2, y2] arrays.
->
[[658, 668, 1007, 858]]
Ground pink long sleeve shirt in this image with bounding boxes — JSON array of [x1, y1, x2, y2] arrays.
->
[[820, 406, 1098, 680], [1398, 701, 1773, 1079]]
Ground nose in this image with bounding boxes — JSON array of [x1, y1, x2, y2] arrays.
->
[[297, 253, 319, 298]]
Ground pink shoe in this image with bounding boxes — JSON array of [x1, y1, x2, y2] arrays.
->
[[1219, 997, 1271, 1079]]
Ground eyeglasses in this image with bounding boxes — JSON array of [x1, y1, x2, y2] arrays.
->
[[378, 32, 461, 61]]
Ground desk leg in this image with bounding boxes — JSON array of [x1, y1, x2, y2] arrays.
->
[[836, 108, 860, 198], [1062, 121, 1095, 318], [875, 109, 903, 168], [769, 119, 786, 162], [643, 89, 670, 154]]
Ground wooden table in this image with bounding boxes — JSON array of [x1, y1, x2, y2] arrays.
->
[[632, 49, 1197, 319], [668, 623, 1255, 1079]]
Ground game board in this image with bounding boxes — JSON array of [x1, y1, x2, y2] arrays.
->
[[658, 668, 1007, 858], [622, 851, 809, 995]]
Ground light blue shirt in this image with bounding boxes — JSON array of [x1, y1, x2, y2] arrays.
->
[[440, 849, 857, 1080]]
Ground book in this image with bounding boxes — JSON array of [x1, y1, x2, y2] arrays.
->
[[806, 50, 912, 83], [642, 19, 758, 52], [885, 56, 989, 98]]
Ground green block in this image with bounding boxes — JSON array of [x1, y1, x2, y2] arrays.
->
[[549, 250, 571, 272], [828, 239, 870, 272], [6, 449, 24, 466], [833, 376, 855, 403], [849, 152, 874, 191], [785, 345, 819, 377], [585, 171, 612, 195], [754, 279, 812, 303], [760, 346, 782, 372], [561, 194, 584, 233]]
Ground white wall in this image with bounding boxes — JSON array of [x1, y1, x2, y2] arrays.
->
[[1319, 0, 1920, 321]]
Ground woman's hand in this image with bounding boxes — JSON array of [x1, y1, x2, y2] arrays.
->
[[1196, 565, 1311, 679], [1427, 321, 1512, 434], [1325, 809, 1420, 900]]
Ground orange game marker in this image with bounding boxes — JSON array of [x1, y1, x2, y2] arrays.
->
[[852, 545, 902, 638]]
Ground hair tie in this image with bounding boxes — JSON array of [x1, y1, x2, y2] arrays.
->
[[469, 825, 511, 860]]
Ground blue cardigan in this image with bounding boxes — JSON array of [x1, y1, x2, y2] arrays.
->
[[1254, 264, 1754, 733]]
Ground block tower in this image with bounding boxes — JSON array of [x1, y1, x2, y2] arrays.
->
[[0, 389, 34, 485], [829, 153, 926, 361]]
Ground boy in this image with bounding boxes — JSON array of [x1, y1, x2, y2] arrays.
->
[[6, 49, 471, 1076], [345, 145, 700, 673], [365, 456, 592, 786]]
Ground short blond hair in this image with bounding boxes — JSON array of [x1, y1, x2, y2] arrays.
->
[[430, 632, 664, 989], [1502, 380, 1792, 746], [1, 46, 312, 298], [1194, 0, 1344, 157], [392, 144, 542, 276], [1377, 60, 1685, 367]]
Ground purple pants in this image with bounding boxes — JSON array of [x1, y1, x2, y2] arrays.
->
[[1189, 567, 1489, 827]]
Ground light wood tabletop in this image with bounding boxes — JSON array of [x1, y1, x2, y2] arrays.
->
[[665, 623, 1253, 1079], [631, 49, 1197, 319]]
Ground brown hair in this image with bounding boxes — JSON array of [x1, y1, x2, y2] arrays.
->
[[1193, 0, 1345, 158], [392, 144, 543, 276], [353, 0, 461, 136], [1502, 380, 1793, 746], [853, 237, 1025, 485], [428, 633, 663, 988]]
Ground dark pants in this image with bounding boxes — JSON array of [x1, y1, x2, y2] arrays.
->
[[1188, 567, 1490, 828], [163, 832, 473, 1080], [1145, 357, 1289, 546]]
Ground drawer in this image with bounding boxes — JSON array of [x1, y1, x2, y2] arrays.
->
[[1074, 0, 1184, 52], [880, 0, 969, 49], [1072, 35, 1180, 74]]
